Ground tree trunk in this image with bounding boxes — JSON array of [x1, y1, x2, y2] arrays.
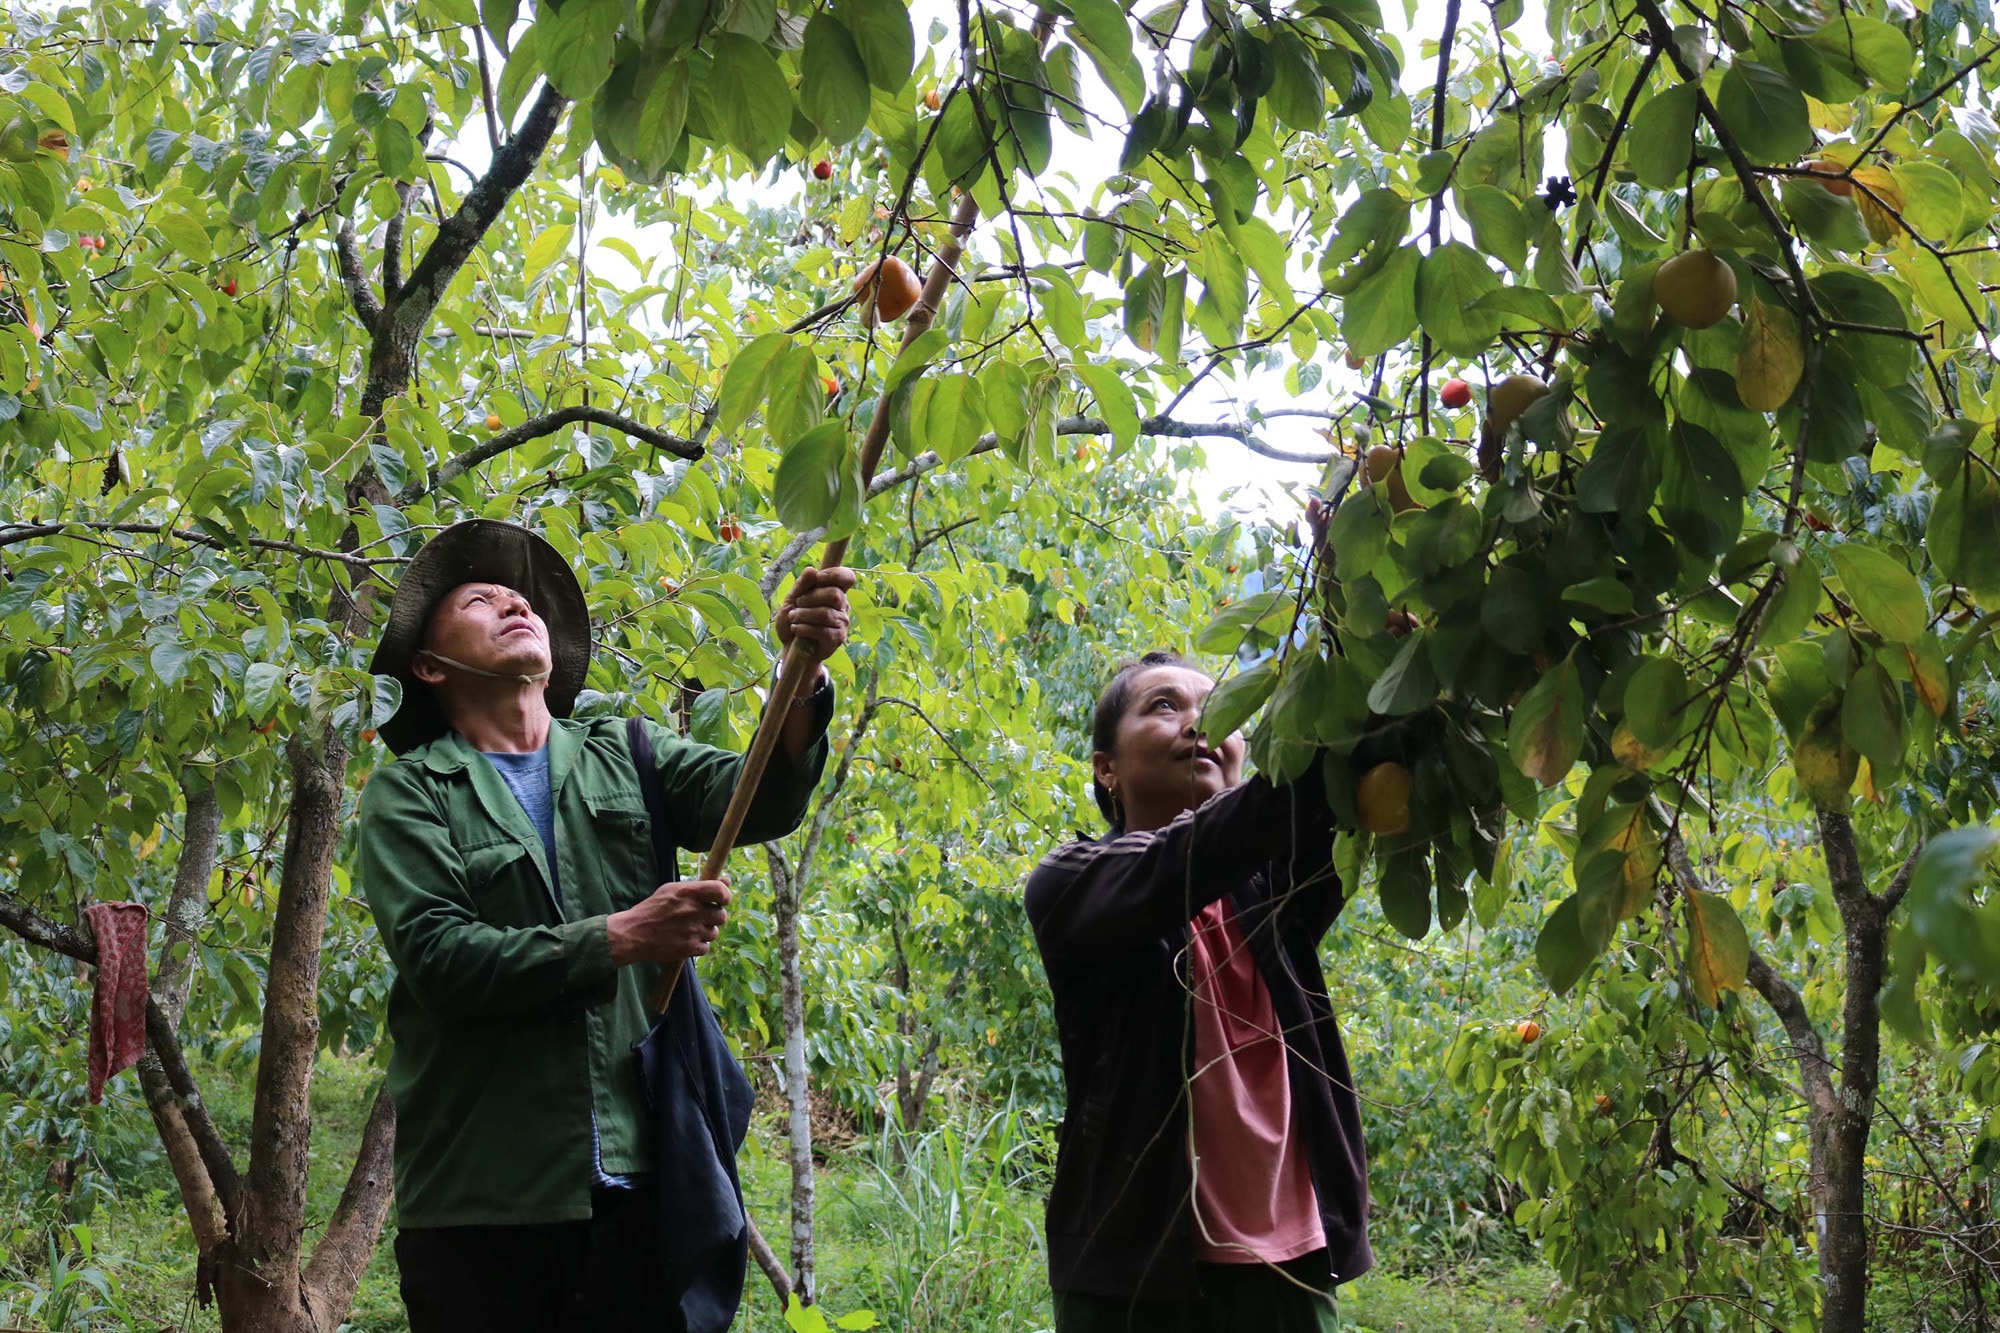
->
[[215, 739, 348, 1328], [766, 846, 816, 1301], [1817, 809, 1889, 1333]]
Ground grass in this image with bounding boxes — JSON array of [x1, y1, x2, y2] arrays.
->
[[2, 1056, 1551, 1332]]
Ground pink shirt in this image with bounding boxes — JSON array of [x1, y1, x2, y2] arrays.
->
[[1186, 897, 1327, 1265]]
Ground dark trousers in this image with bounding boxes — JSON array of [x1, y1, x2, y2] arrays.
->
[[1053, 1254, 1340, 1333], [394, 1183, 681, 1333]]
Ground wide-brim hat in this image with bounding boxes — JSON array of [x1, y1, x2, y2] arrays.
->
[[369, 519, 590, 756]]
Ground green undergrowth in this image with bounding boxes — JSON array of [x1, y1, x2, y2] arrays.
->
[[1, 1055, 1549, 1332]]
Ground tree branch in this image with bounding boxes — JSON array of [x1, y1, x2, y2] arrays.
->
[[148, 993, 243, 1217], [1817, 808, 1872, 920], [1879, 843, 1924, 914], [389, 82, 566, 333], [335, 219, 383, 332], [152, 777, 220, 1027], [414, 404, 704, 501], [746, 1213, 793, 1307], [301, 1087, 397, 1318], [0, 520, 411, 567]]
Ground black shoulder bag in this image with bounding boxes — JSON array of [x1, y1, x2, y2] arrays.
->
[[624, 717, 757, 1333]]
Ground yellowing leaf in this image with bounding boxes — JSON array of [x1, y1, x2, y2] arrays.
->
[[1904, 637, 1950, 718], [1736, 294, 1804, 412], [1611, 719, 1660, 771], [1508, 655, 1583, 786], [1794, 702, 1858, 811], [1685, 890, 1750, 1007], [1851, 165, 1905, 244]]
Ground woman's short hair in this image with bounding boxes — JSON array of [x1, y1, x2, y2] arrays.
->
[[1089, 649, 1197, 825]]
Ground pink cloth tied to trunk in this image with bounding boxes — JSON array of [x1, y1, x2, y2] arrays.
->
[[84, 902, 150, 1104]]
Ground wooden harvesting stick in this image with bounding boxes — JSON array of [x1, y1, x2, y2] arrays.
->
[[651, 193, 983, 1014]]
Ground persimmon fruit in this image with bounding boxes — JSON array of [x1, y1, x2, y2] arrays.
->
[[1653, 249, 1737, 329], [1356, 761, 1413, 835]]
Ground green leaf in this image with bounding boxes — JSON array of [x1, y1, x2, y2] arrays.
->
[[1793, 700, 1858, 811], [841, 0, 915, 91], [1508, 654, 1583, 786], [801, 14, 872, 145], [1890, 160, 1963, 242], [1065, 0, 1143, 114], [1628, 82, 1698, 190], [1624, 656, 1688, 749], [244, 662, 284, 718], [1535, 895, 1594, 995], [1266, 30, 1327, 131], [1683, 890, 1751, 1007], [1760, 556, 1822, 647], [523, 223, 574, 282], [1201, 658, 1278, 740], [1904, 825, 2000, 983], [1807, 15, 1912, 90], [482, 0, 519, 52], [1716, 61, 1813, 164], [1479, 565, 1543, 655], [919, 373, 989, 464], [1320, 189, 1412, 296], [538, 0, 620, 101], [690, 687, 731, 748], [1340, 243, 1419, 357], [1415, 242, 1502, 357], [1561, 576, 1632, 616], [155, 212, 211, 264], [1457, 186, 1527, 272], [1928, 449, 2000, 605], [1828, 544, 1927, 644], [1074, 363, 1140, 449], [1842, 657, 1905, 775], [1123, 263, 1165, 351], [1380, 849, 1433, 941], [1195, 590, 1293, 654], [882, 328, 948, 396], [773, 421, 848, 530], [1366, 631, 1439, 716], [716, 333, 790, 435], [708, 34, 794, 165]]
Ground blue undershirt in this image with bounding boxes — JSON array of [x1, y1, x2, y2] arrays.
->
[[481, 745, 637, 1190]]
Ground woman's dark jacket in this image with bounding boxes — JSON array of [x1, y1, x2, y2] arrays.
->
[[1022, 767, 1373, 1300]]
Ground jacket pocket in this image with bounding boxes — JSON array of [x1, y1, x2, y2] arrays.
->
[[586, 792, 658, 909], [461, 839, 548, 925]]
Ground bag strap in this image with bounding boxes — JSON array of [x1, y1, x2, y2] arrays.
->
[[624, 717, 678, 883]]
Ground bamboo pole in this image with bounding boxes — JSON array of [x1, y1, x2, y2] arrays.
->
[[651, 193, 982, 1014]]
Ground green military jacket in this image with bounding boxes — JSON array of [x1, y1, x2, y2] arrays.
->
[[356, 710, 828, 1228]]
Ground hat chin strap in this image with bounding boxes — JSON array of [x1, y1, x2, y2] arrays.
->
[[419, 650, 553, 686]]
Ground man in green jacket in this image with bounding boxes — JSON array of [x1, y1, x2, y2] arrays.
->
[[356, 519, 854, 1331]]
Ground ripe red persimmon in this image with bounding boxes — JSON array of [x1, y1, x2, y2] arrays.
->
[[1440, 378, 1473, 409], [812, 159, 833, 180]]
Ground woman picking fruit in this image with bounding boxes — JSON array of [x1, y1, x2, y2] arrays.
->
[[1022, 651, 1371, 1331]]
